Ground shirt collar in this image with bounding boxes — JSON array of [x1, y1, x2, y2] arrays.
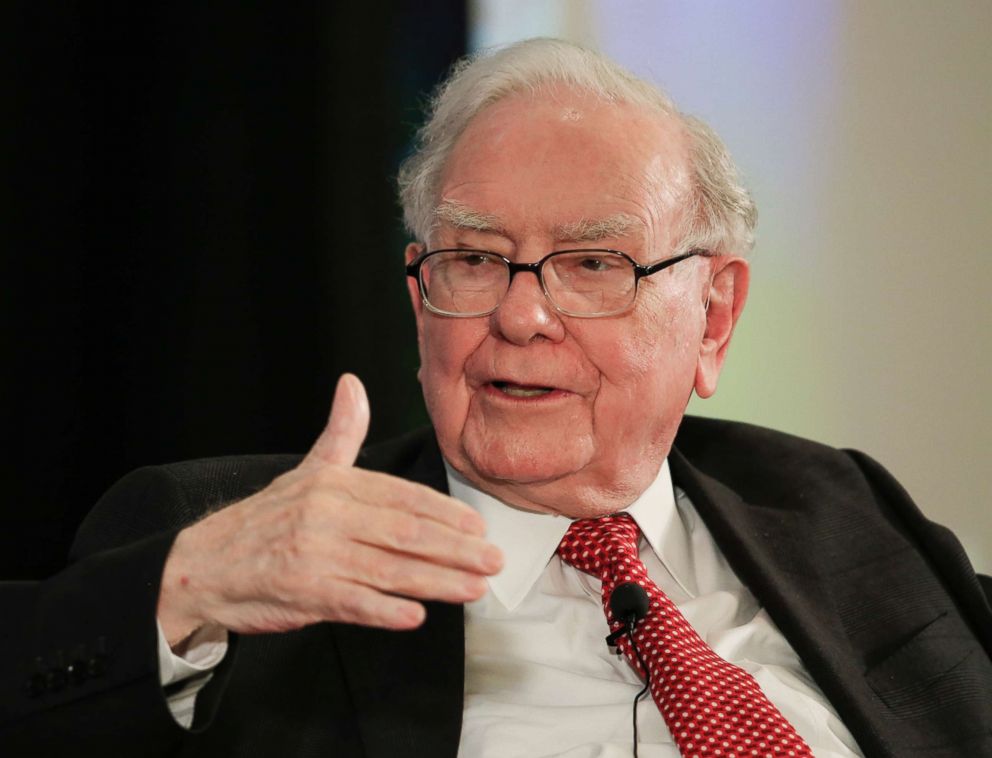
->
[[445, 459, 694, 611]]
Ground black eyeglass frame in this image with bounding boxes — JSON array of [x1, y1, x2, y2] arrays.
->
[[405, 247, 710, 318]]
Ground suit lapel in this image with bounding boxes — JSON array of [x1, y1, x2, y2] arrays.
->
[[668, 445, 842, 652], [337, 429, 465, 758], [668, 446, 892, 757]]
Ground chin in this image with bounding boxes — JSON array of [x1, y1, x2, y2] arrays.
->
[[460, 426, 594, 486]]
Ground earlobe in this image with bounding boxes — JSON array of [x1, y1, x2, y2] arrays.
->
[[694, 258, 750, 398]]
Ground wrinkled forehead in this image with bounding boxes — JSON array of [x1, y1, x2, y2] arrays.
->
[[449, 86, 689, 171], [434, 88, 693, 251]]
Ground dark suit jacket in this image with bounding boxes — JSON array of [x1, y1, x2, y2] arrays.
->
[[3, 417, 991, 757]]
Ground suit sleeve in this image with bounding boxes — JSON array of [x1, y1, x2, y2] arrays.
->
[[0, 466, 233, 757]]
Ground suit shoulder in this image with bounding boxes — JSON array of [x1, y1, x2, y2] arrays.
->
[[676, 415, 840, 459], [154, 453, 303, 500], [73, 454, 301, 558], [674, 415, 864, 500]]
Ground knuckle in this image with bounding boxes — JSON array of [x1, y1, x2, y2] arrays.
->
[[329, 589, 372, 624], [369, 558, 401, 588], [402, 571, 435, 597], [387, 513, 422, 549]]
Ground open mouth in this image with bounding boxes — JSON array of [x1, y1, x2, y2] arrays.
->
[[491, 381, 555, 398]]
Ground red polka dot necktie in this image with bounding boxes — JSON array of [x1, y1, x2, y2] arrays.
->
[[557, 514, 814, 758]]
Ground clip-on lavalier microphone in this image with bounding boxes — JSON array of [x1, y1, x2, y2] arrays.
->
[[605, 581, 649, 651]]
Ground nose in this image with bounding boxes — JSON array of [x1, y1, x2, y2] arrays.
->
[[491, 267, 565, 345]]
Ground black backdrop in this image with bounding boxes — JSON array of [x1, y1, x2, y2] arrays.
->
[[2, 3, 467, 579]]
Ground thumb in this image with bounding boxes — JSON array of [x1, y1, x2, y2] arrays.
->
[[302, 373, 370, 468]]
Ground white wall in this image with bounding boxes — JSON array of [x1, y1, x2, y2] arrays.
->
[[470, 0, 991, 572]]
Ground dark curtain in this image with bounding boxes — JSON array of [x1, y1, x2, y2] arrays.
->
[[1, 2, 467, 578]]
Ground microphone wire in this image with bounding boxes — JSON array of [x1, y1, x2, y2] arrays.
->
[[626, 622, 651, 758]]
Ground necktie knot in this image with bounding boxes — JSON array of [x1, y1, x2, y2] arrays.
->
[[557, 513, 640, 579]]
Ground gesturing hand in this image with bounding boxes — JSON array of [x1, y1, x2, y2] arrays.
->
[[157, 374, 503, 648]]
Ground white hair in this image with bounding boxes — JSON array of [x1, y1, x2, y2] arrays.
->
[[397, 38, 757, 256]]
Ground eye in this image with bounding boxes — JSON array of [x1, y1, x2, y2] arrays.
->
[[461, 253, 494, 267], [580, 257, 609, 272], [577, 254, 624, 273]]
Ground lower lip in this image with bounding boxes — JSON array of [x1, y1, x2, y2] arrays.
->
[[483, 383, 572, 402]]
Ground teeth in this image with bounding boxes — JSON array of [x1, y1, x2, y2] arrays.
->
[[497, 384, 553, 398]]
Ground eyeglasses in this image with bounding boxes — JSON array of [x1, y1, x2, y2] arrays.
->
[[406, 248, 708, 318]]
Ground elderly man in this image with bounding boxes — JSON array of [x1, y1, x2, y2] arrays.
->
[[6, 39, 990, 758]]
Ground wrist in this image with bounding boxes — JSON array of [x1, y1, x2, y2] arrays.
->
[[158, 529, 209, 650]]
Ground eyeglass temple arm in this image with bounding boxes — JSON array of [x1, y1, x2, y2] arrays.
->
[[636, 249, 710, 278]]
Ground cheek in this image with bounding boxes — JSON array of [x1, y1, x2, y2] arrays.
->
[[596, 338, 673, 418], [640, 279, 707, 364], [590, 296, 703, 430], [418, 318, 488, 433], [603, 301, 696, 380]]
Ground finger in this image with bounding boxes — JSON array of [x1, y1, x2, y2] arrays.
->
[[332, 467, 488, 537], [315, 579, 427, 630], [303, 373, 370, 468], [321, 543, 490, 604], [336, 503, 502, 575]]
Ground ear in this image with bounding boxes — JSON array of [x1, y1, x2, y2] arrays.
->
[[405, 243, 427, 382], [694, 257, 749, 398], [405, 242, 426, 328]]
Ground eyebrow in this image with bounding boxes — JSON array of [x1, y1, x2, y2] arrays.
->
[[433, 200, 507, 236], [553, 213, 644, 243]]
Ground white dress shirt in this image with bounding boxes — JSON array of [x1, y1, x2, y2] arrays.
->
[[449, 460, 864, 758]]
